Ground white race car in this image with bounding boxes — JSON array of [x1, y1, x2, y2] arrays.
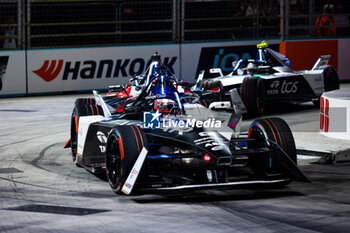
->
[[197, 41, 340, 116]]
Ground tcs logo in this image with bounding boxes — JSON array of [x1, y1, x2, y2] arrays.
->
[[320, 97, 329, 132]]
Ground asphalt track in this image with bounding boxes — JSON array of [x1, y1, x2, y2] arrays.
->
[[0, 94, 349, 233]]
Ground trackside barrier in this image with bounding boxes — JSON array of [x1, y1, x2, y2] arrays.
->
[[0, 50, 26, 96], [0, 39, 350, 96], [1, 40, 280, 96], [320, 89, 350, 140], [319, 89, 350, 162]]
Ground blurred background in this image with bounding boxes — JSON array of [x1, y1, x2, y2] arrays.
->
[[0, 0, 348, 50]]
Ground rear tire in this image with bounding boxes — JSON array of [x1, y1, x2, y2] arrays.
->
[[201, 80, 221, 90], [248, 117, 297, 176], [240, 76, 265, 116], [105, 125, 148, 194], [322, 66, 339, 92], [71, 98, 103, 166], [201, 80, 225, 100]]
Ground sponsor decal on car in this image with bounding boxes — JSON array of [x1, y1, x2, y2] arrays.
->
[[270, 80, 280, 88], [267, 80, 280, 95], [281, 80, 299, 94], [96, 131, 107, 153], [267, 80, 299, 95], [194, 132, 224, 151], [145, 94, 166, 100], [96, 131, 107, 143]]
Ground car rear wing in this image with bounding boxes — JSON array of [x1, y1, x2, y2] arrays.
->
[[191, 70, 205, 91], [93, 90, 112, 120], [312, 55, 331, 70]]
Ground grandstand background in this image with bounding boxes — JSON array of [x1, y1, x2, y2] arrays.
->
[[0, 0, 349, 49]]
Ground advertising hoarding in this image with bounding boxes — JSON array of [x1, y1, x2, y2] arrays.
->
[[180, 40, 280, 81], [27, 45, 180, 94], [1, 38, 349, 97], [0, 50, 26, 97]]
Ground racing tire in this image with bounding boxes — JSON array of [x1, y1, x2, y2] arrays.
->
[[201, 80, 225, 100], [71, 98, 103, 166], [240, 76, 265, 117], [312, 66, 339, 107], [105, 125, 148, 195], [248, 117, 297, 176], [322, 66, 340, 92], [201, 80, 221, 90]]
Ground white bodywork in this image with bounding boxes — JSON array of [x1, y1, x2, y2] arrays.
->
[[122, 147, 149, 195], [129, 86, 142, 97], [301, 70, 325, 96], [77, 115, 105, 158], [77, 92, 110, 157], [183, 103, 217, 119], [208, 101, 231, 110], [229, 89, 247, 114], [93, 90, 112, 119], [204, 63, 327, 113]]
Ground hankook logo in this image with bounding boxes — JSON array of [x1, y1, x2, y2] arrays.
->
[[32, 57, 177, 82], [33, 60, 64, 82]]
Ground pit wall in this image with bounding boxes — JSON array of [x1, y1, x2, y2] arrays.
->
[[0, 39, 349, 97]]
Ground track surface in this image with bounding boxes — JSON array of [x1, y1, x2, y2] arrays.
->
[[0, 94, 349, 233]]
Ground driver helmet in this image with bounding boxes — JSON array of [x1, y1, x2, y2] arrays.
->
[[154, 99, 177, 114], [247, 62, 257, 75]]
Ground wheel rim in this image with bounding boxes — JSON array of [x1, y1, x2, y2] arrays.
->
[[248, 126, 267, 148], [106, 137, 122, 188]]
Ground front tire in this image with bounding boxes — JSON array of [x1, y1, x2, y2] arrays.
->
[[248, 118, 297, 177], [105, 125, 148, 194]]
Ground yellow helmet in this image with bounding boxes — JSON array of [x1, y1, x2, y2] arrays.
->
[[257, 40, 268, 49]]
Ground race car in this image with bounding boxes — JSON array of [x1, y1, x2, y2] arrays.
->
[[65, 66, 309, 195], [105, 52, 169, 99], [100, 52, 226, 113], [198, 41, 340, 116]]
